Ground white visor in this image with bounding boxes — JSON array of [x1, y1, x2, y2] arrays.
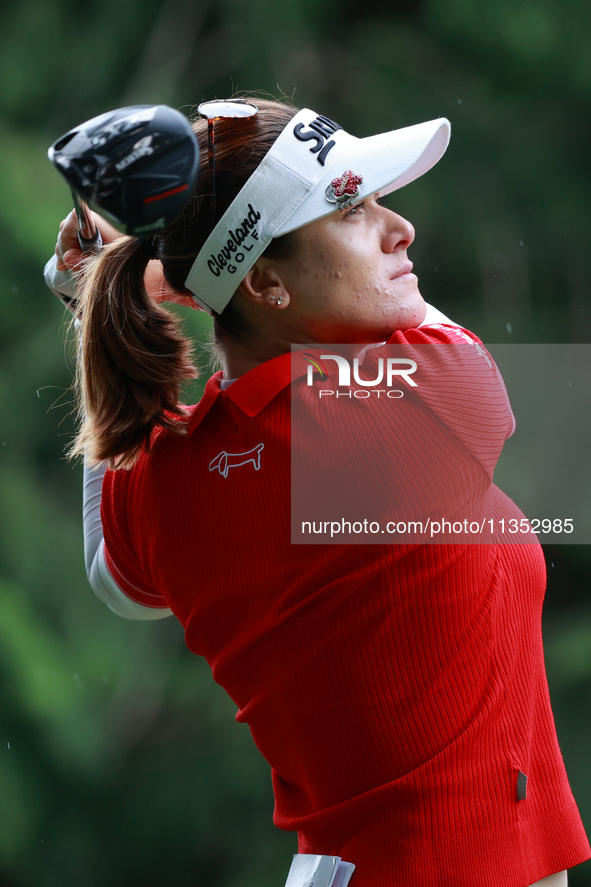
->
[[184, 108, 451, 314]]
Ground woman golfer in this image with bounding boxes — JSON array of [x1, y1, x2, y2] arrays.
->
[[47, 97, 590, 887]]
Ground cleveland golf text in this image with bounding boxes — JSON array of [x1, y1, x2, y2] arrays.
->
[[207, 204, 261, 276]]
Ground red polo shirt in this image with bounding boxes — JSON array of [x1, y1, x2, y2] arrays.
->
[[101, 324, 590, 886]]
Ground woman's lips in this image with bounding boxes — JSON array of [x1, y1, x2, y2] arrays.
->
[[390, 262, 414, 280]]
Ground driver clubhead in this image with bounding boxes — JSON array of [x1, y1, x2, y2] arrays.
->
[[48, 105, 199, 237]]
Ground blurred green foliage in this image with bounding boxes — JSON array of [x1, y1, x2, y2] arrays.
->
[[0, 0, 590, 884]]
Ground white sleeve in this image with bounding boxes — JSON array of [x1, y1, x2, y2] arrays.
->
[[83, 460, 173, 621], [419, 303, 462, 327], [44, 253, 79, 314]]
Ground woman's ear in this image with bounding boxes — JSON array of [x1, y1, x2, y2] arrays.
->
[[238, 260, 290, 309]]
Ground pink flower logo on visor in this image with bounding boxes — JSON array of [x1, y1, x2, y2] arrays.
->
[[325, 170, 364, 208]]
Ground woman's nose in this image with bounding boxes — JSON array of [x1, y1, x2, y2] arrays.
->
[[382, 210, 415, 253]]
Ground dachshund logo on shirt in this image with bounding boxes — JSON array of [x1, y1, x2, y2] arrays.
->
[[209, 443, 265, 478]]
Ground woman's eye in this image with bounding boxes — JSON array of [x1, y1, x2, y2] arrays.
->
[[344, 202, 364, 217]]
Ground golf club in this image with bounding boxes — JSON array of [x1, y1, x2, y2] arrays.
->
[[48, 104, 200, 245], [71, 189, 103, 253]]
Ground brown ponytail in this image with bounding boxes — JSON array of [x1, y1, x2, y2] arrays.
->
[[71, 236, 197, 469], [71, 97, 298, 469]]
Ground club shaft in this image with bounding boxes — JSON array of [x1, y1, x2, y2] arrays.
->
[[71, 190, 103, 253]]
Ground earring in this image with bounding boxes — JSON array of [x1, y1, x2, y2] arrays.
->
[[276, 296, 284, 306]]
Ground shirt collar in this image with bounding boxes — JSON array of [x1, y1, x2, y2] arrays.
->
[[186, 349, 316, 434]]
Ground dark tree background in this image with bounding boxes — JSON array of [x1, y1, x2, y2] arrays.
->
[[0, 0, 590, 884]]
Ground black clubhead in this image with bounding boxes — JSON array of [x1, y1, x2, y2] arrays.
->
[[48, 105, 199, 237]]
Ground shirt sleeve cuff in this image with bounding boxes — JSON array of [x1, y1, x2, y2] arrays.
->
[[89, 538, 173, 621]]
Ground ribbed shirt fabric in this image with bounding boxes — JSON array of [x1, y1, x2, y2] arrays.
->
[[101, 325, 590, 886]]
